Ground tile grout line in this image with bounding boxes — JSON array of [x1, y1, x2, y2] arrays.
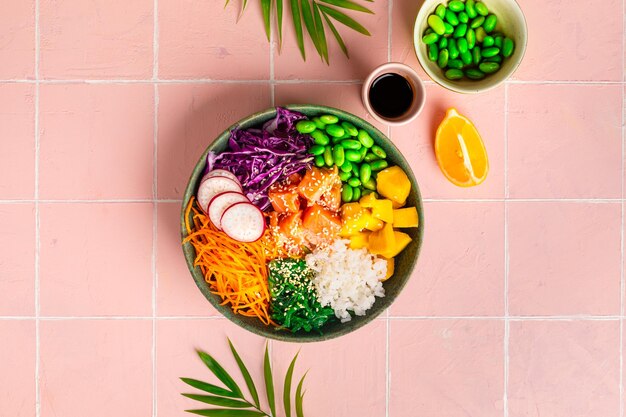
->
[[34, 0, 41, 415], [620, 8, 625, 412], [152, 0, 159, 415], [503, 82, 509, 417]]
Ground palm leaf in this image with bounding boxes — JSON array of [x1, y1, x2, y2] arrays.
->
[[276, 0, 284, 49], [186, 410, 266, 417], [322, 13, 349, 58], [261, 0, 272, 41], [283, 352, 299, 417], [228, 339, 260, 409], [295, 372, 307, 417], [181, 378, 239, 399], [318, 4, 371, 35], [263, 344, 276, 417], [312, 2, 329, 64], [300, 0, 323, 58], [182, 394, 253, 409], [290, 0, 306, 59], [197, 351, 244, 398], [320, 0, 372, 13]]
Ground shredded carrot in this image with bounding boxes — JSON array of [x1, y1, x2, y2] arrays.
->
[[183, 197, 277, 326]]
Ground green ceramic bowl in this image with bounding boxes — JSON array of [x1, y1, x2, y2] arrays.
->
[[181, 105, 424, 342]]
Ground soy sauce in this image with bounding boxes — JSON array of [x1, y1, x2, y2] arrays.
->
[[368, 73, 414, 119]]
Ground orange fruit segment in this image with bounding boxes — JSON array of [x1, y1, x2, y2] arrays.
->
[[435, 108, 489, 187]]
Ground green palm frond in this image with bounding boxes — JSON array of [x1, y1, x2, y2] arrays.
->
[[226, 0, 374, 63], [182, 340, 307, 417]]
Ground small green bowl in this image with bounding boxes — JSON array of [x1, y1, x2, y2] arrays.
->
[[181, 105, 424, 342]]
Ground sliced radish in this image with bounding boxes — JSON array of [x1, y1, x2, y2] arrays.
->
[[220, 202, 266, 243], [197, 176, 242, 213], [207, 191, 249, 229], [203, 169, 241, 186]]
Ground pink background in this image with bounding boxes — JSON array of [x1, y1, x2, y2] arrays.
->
[[0, 0, 624, 416]]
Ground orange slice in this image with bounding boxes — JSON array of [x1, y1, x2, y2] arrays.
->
[[435, 108, 489, 187]]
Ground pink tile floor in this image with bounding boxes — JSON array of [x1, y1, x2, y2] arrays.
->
[[0, 0, 624, 416]]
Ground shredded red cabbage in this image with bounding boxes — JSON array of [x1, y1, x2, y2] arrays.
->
[[206, 108, 313, 211]]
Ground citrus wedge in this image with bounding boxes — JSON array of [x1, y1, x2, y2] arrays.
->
[[435, 108, 489, 187]]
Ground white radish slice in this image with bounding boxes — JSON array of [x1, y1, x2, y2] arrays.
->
[[220, 202, 266, 243], [202, 169, 241, 186], [197, 176, 242, 213], [207, 191, 249, 229]]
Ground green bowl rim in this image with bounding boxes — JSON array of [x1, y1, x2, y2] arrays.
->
[[180, 104, 424, 343]]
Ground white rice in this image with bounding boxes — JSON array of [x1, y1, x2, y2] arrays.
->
[[305, 239, 386, 322]]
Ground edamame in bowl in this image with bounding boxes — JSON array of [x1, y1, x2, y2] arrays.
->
[[414, 0, 527, 93]]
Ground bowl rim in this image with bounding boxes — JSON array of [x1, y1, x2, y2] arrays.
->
[[412, 0, 528, 94], [180, 104, 425, 343]]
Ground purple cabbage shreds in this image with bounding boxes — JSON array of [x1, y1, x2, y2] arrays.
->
[[206, 107, 314, 211]]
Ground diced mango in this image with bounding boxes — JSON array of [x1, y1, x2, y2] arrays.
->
[[362, 211, 384, 231], [380, 231, 412, 258], [349, 231, 371, 249], [368, 223, 395, 256], [382, 257, 395, 281], [393, 207, 419, 228], [371, 199, 394, 223], [340, 202, 365, 237], [359, 192, 377, 208], [376, 166, 411, 206]]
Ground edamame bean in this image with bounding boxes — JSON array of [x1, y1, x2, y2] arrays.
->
[[371, 145, 386, 159], [312, 117, 326, 129], [458, 11, 469, 23], [475, 27, 487, 42], [352, 187, 361, 201], [428, 44, 439, 62], [466, 28, 476, 48], [483, 14, 497, 32], [470, 16, 484, 29], [445, 9, 459, 25], [438, 37, 448, 49], [348, 177, 361, 187], [311, 130, 330, 145], [484, 55, 502, 63], [447, 59, 464, 69], [309, 144, 325, 156], [296, 120, 316, 133], [448, 38, 459, 59], [474, 2, 489, 16], [502, 37, 514, 57], [437, 48, 449, 68], [457, 38, 468, 54], [323, 146, 333, 166], [364, 153, 379, 163], [358, 146, 368, 162], [326, 124, 345, 138], [363, 178, 377, 191], [345, 150, 361, 162], [360, 163, 372, 184], [453, 23, 467, 38], [472, 46, 481, 64], [465, 0, 477, 18], [320, 114, 339, 124], [339, 170, 351, 181], [483, 36, 494, 47], [357, 129, 374, 148], [341, 121, 358, 136], [435, 4, 446, 19], [444, 22, 454, 35], [481, 47, 500, 57], [427, 14, 446, 35], [341, 185, 354, 202], [465, 68, 485, 79], [460, 49, 472, 65], [479, 61, 500, 73], [341, 139, 362, 150], [340, 160, 352, 173], [494, 35, 503, 48], [314, 155, 325, 167], [448, 0, 464, 12], [422, 33, 439, 44], [370, 160, 389, 171], [332, 145, 345, 166]]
